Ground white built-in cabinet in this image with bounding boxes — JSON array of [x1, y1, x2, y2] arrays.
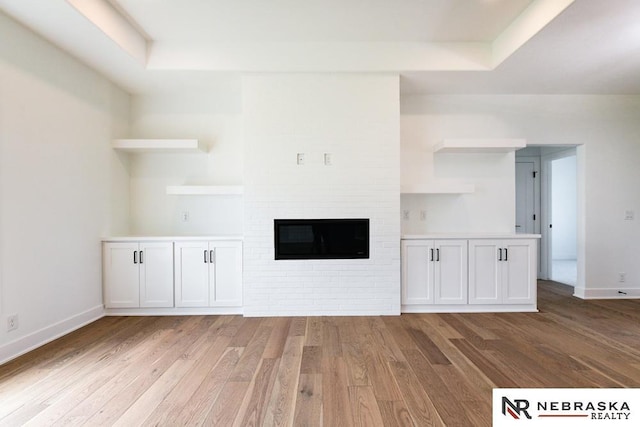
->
[[174, 240, 243, 308], [103, 237, 243, 313], [468, 239, 536, 305], [103, 241, 174, 308], [402, 239, 468, 305], [401, 235, 539, 312]]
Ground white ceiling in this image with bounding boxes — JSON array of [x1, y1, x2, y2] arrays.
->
[[1, 0, 639, 95], [113, 0, 534, 43]]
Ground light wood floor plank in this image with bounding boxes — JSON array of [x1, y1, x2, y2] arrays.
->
[[176, 346, 244, 426], [388, 360, 443, 426], [203, 380, 250, 426], [348, 386, 385, 427], [322, 356, 354, 427], [140, 335, 233, 426], [293, 373, 323, 427], [263, 336, 304, 426], [233, 358, 279, 427]]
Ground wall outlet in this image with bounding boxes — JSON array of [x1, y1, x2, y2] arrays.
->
[[420, 210, 427, 221], [624, 210, 634, 220], [296, 153, 305, 165], [7, 314, 18, 332], [181, 211, 190, 222], [324, 153, 332, 166], [619, 272, 626, 283], [402, 210, 410, 220]]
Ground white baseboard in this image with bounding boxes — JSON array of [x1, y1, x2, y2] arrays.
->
[[574, 287, 640, 299], [0, 305, 104, 365]]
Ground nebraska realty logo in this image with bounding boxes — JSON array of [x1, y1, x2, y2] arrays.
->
[[493, 389, 639, 426]]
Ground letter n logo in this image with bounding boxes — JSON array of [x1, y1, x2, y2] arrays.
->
[[502, 397, 532, 419]]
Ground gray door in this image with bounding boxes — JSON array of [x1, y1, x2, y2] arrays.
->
[[515, 162, 535, 234]]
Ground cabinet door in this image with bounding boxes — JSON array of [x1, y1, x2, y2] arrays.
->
[[175, 242, 210, 307], [468, 240, 502, 304], [401, 240, 434, 305], [139, 242, 174, 308], [103, 242, 140, 308], [502, 239, 536, 304], [209, 241, 243, 307], [434, 240, 468, 304]]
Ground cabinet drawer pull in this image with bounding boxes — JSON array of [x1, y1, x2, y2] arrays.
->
[[430, 248, 434, 261], [504, 248, 508, 261], [133, 251, 138, 264], [498, 248, 503, 261], [139, 251, 143, 264], [436, 248, 440, 262], [209, 250, 214, 264], [204, 250, 208, 263]]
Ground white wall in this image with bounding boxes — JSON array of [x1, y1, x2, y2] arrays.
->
[[401, 153, 516, 234], [401, 94, 640, 297], [242, 74, 401, 316], [551, 154, 577, 260], [401, 98, 518, 234], [0, 11, 130, 362], [128, 90, 243, 236]]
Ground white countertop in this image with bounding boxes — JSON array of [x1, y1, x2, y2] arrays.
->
[[102, 235, 244, 242], [402, 233, 541, 240]]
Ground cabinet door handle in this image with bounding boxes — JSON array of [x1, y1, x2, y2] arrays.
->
[[436, 248, 440, 262], [204, 250, 208, 263], [133, 250, 138, 264], [209, 250, 214, 264], [498, 248, 502, 261], [139, 250, 143, 264], [504, 248, 508, 261], [430, 248, 434, 261]]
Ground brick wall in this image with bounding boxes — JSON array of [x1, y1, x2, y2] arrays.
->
[[242, 74, 401, 316]]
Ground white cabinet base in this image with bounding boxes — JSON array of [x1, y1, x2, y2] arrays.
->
[[402, 304, 537, 313], [104, 306, 243, 316]]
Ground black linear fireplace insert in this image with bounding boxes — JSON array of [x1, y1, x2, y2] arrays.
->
[[274, 218, 370, 260]]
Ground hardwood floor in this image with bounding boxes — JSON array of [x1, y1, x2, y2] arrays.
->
[[1, 280, 639, 426]]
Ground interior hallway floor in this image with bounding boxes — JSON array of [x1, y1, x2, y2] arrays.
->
[[551, 259, 577, 286]]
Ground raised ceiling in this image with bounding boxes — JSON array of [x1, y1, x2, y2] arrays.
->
[[1, 0, 639, 95], [112, 0, 535, 43]]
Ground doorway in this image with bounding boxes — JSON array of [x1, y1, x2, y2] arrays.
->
[[544, 149, 577, 286], [516, 146, 578, 286]]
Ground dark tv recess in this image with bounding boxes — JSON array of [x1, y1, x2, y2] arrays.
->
[[274, 219, 369, 260]]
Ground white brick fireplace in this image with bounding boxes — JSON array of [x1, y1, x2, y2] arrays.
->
[[242, 74, 401, 316]]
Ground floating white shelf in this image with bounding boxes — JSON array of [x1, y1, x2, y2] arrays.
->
[[112, 139, 207, 153], [433, 138, 526, 154], [401, 181, 475, 194], [166, 185, 244, 195]]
